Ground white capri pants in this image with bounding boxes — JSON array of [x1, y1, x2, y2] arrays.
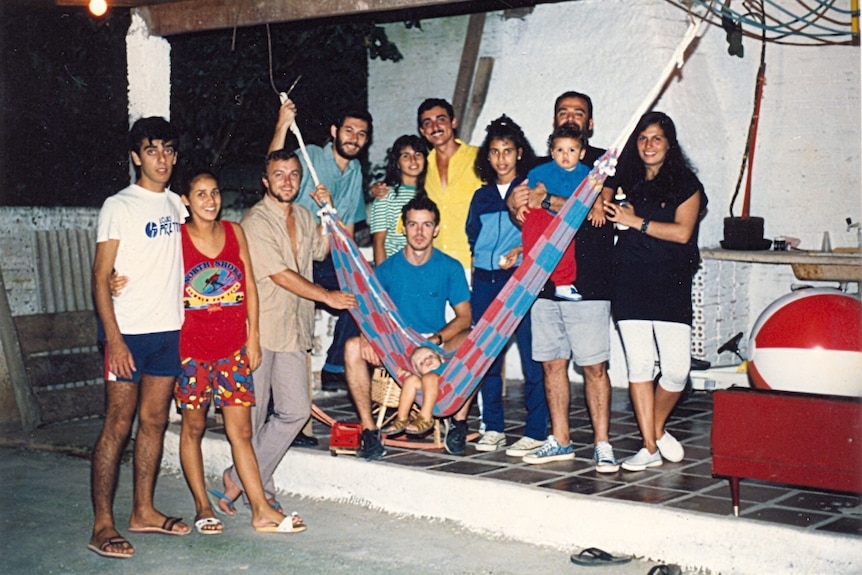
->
[[617, 320, 691, 392]]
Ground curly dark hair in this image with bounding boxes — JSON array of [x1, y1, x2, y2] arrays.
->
[[474, 115, 537, 183], [614, 111, 697, 201], [383, 134, 428, 197]]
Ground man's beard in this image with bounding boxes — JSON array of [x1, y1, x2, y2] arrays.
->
[[335, 136, 361, 160]]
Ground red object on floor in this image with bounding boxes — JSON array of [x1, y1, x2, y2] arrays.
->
[[711, 387, 862, 515], [329, 421, 362, 453]]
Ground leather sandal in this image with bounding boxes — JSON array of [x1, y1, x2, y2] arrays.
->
[[382, 419, 408, 436], [406, 416, 434, 436]]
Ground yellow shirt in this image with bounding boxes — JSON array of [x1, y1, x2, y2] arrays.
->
[[424, 139, 481, 269]]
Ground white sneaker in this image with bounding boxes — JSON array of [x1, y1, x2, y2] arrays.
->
[[555, 284, 583, 301], [656, 431, 685, 462], [621, 448, 663, 471], [475, 431, 507, 452], [505, 436, 545, 457]]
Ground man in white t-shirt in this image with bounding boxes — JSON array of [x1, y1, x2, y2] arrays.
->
[[88, 117, 190, 560]]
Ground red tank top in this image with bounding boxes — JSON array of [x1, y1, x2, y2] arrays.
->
[[180, 221, 248, 361]]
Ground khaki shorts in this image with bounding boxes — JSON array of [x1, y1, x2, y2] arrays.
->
[[531, 299, 611, 366]]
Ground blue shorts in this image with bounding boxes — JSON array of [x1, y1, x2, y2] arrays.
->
[[105, 330, 181, 383]]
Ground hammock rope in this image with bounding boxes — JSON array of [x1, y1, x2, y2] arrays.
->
[[320, 19, 704, 418]]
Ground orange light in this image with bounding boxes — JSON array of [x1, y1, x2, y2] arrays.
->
[[89, 0, 108, 17]]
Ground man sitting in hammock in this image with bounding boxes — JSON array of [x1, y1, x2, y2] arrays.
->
[[344, 195, 472, 461]]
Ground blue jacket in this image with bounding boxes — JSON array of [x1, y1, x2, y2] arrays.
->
[[466, 176, 525, 271]]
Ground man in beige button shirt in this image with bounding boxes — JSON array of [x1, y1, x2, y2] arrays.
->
[[216, 148, 357, 515]]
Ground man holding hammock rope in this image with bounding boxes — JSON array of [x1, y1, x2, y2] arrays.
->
[[269, 97, 372, 397]]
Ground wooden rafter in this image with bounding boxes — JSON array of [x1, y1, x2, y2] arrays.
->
[[57, 0, 489, 36]]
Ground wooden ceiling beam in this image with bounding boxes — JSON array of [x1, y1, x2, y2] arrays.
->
[[136, 0, 483, 36]]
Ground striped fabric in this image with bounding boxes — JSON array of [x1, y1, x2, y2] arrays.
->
[[324, 150, 616, 418]]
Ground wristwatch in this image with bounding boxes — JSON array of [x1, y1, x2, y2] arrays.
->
[[541, 194, 552, 210]]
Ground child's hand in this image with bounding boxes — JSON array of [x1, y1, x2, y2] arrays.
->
[[515, 205, 529, 224], [396, 367, 412, 380], [587, 201, 607, 226], [498, 246, 522, 270]]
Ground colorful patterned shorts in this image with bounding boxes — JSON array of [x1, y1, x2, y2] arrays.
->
[[174, 347, 255, 410]]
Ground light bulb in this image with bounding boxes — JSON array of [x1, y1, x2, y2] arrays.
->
[[89, 0, 108, 17]]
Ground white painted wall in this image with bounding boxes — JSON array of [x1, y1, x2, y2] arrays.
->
[[369, 0, 861, 384]]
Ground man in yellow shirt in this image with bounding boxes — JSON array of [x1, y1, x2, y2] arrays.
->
[[417, 98, 482, 271]]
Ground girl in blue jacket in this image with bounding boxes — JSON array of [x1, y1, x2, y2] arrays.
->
[[466, 115, 548, 455]]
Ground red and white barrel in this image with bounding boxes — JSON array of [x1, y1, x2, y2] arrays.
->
[[748, 288, 862, 397]]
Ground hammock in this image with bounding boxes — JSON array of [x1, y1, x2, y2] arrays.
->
[[321, 19, 703, 418]]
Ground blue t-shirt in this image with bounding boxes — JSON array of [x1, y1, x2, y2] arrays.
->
[[375, 249, 470, 334], [526, 160, 590, 203], [295, 142, 365, 226]]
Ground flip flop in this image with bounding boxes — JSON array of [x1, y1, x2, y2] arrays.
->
[[194, 517, 223, 535], [87, 535, 135, 559], [208, 488, 238, 516], [128, 516, 190, 536], [647, 565, 682, 575], [254, 511, 307, 534], [570, 547, 632, 567]]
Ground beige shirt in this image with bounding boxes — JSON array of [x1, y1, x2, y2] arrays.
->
[[241, 194, 328, 353]]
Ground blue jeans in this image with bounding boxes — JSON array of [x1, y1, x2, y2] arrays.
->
[[314, 255, 350, 375], [471, 269, 548, 439]]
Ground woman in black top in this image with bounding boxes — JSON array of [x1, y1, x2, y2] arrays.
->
[[604, 111, 707, 472]]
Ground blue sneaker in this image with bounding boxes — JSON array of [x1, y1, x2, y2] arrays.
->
[[358, 429, 386, 461], [522, 435, 574, 464], [594, 441, 620, 473], [445, 419, 468, 455]]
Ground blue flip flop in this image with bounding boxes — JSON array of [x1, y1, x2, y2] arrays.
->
[[207, 489, 237, 516], [570, 547, 632, 566]]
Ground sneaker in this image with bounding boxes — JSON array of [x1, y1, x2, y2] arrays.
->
[[593, 441, 620, 473], [358, 429, 386, 461], [656, 431, 685, 462], [522, 435, 575, 464], [475, 431, 506, 452], [555, 284, 583, 301], [505, 436, 545, 457], [621, 447, 662, 471], [444, 419, 468, 455]]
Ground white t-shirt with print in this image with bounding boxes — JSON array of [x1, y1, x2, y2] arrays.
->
[[96, 184, 187, 334]]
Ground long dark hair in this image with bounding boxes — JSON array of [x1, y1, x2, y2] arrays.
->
[[383, 134, 428, 197], [474, 114, 537, 183], [615, 111, 696, 202]]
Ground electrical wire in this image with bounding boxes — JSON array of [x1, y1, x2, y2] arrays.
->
[[685, 0, 857, 44]]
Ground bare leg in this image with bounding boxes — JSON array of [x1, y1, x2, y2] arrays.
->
[[90, 380, 138, 556], [128, 374, 190, 534], [582, 362, 612, 444], [221, 406, 288, 529], [345, 336, 376, 430], [417, 373, 439, 422], [654, 385, 682, 440], [398, 376, 420, 422], [178, 407, 220, 533], [543, 358, 571, 445], [629, 380, 657, 452]]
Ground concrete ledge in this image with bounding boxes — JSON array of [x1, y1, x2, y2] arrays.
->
[[161, 426, 861, 575]]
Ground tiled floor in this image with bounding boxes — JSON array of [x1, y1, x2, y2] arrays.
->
[[308, 381, 862, 537]]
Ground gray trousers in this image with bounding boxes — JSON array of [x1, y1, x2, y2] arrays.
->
[[226, 348, 310, 499]]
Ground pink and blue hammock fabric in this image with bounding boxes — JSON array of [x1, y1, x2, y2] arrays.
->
[[319, 19, 702, 418], [322, 153, 615, 417]]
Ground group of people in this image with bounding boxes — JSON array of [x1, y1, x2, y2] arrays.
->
[[86, 88, 706, 560]]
